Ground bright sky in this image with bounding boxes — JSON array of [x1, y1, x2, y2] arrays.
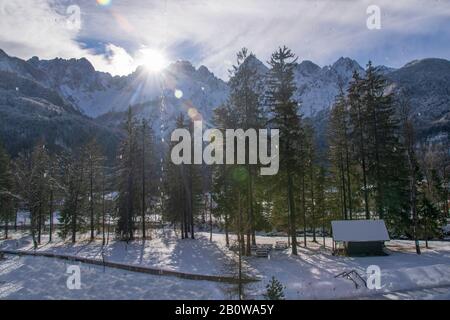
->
[[1, 0, 450, 79]]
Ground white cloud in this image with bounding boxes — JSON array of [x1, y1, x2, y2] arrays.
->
[[0, 1, 82, 58], [1, 0, 450, 78], [0, 0, 137, 75], [77, 0, 450, 78], [89, 43, 135, 76]]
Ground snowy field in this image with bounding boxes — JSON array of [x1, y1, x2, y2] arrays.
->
[[0, 229, 236, 276], [205, 234, 450, 300], [1, 229, 450, 300], [0, 255, 230, 300]]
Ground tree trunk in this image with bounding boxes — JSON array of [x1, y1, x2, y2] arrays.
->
[[371, 99, 383, 220], [189, 172, 195, 240], [31, 209, 37, 249], [14, 204, 17, 232], [357, 104, 370, 219], [4, 218, 8, 239], [38, 203, 42, 244], [322, 209, 326, 247], [209, 192, 213, 242], [90, 162, 94, 241], [72, 208, 77, 243], [142, 124, 147, 240], [408, 150, 421, 255], [237, 190, 243, 300], [102, 174, 106, 246], [444, 166, 449, 218], [310, 164, 316, 242], [344, 128, 353, 219], [224, 212, 229, 247], [49, 189, 54, 242], [288, 172, 298, 255], [339, 156, 348, 220], [301, 170, 307, 248]]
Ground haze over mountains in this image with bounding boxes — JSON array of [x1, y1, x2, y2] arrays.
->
[[0, 48, 449, 155]]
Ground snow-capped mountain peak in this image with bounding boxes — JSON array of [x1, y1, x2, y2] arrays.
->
[[1, 49, 449, 130], [297, 60, 321, 75]]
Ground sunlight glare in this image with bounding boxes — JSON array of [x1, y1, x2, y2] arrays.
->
[[138, 48, 168, 73]]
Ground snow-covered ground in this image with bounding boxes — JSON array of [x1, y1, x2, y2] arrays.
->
[[1, 230, 449, 300], [0, 229, 236, 277], [0, 255, 230, 300], [203, 232, 450, 300], [255, 240, 447, 299]]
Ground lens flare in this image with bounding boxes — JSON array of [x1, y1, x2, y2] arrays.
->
[[188, 107, 202, 121], [96, 0, 112, 6], [232, 167, 249, 183], [174, 89, 183, 99]]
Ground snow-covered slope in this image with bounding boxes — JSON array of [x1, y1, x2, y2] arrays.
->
[[27, 56, 229, 118], [237, 55, 365, 117], [294, 57, 364, 116], [0, 61, 121, 156], [385, 58, 450, 136]]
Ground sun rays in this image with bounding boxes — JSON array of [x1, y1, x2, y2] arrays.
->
[[137, 48, 169, 73]]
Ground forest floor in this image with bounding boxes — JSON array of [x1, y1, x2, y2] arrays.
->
[[0, 229, 449, 299]]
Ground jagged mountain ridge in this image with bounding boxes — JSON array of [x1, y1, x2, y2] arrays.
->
[[386, 58, 450, 131], [28, 55, 229, 119], [0, 49, 370, 120], [0, 48, 449, 149], [0, 50, 122, 156]]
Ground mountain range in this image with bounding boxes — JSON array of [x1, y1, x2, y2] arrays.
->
[[0, 48, 448, 156]]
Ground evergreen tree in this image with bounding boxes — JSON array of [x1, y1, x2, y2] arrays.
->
[[164, 114, 187, 236], [304, 121, 318, 242], [14, 142, 50, 247], [417, 194, 444, 248], [46, 155, 61, 242], [137, 119, 155, 240], [0, 141, 14, 239], [315, 166, 327, 246], [328, 88, 353, 220], [347, 71, 371, 219], [363, 62, 406, 219], [399, 95, 421, 254], [212, 103, 239, 247], [263, 276, 285, 300], [58, 150, 87, 242], [222, 48, 266, 254], [163, 114, 202, 240], [185, 117, 203, 239], [83, 138, 105, 241], [265, 46, 302, 255], [116, 107, 140, 241]]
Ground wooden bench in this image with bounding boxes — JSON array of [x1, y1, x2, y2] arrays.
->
[[260, 244, 273, 250], [256, 248, 270, 258], [275, 241, 288, 250]]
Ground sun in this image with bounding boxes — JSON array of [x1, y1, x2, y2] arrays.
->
[[138, 48, 168, 73]]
